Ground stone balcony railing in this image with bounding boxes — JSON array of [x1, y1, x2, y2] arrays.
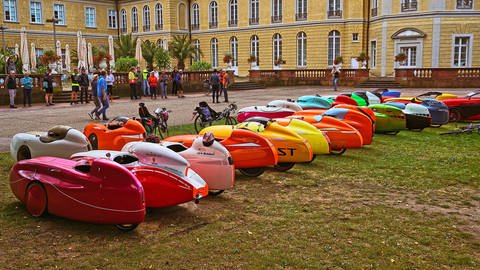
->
[[249, 68, 369, 87], [395, 68, 480, 87]]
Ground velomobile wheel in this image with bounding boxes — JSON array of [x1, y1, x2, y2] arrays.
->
[[307, 154, 317, 164], [385, 130, 400, 135], [208, 190, 225, 196], [330, 148, 347, 155], [448, 109, 461, 123], [25, 182, 47, 218], [157, 124, 169, 139], [17, 145, 31, 161], [274, 162, 295, 172], [430, 124, 442, 128], [194, 115, 212, 133], [238, 167, 265, 177], [115, 224, 139, 232], [88, 134, 98, 150]]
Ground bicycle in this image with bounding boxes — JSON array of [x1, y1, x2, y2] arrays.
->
[[193, 101, 238, 133], [440, 123, 480, 135], [138, 104, 171, 139]]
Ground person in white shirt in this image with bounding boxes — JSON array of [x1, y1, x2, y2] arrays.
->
[[106, 69, 115, 103]]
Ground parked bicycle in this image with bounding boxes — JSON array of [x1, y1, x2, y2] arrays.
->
[[440, 123, 480, 135], [193, 101, 238, 133]]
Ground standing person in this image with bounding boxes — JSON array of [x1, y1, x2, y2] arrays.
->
[[70, 69, 80, 105], [128, 67, 138, 99], [136, 66, 143, 99], [43, 69, 54, 106], [20, 72, 33, 107], [106, 69, 115, 103], [175, 69, 185, 98], [142, 68, 150, 97], [159, 70, 168, 99], [331, 60, 341, 91], [209, 69, 220, 103], [96, 70, 109, 121], [88, 75, 100, 120], [148, 71, 158, 99], [219, 69, 225, 97], [171, 68, 178, 96], [5, 70, 18, 108], [79, 68, 90, 103], [223, 70, 230, 103]]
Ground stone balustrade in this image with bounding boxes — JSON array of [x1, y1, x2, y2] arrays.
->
[[395, 68, 480, 88]]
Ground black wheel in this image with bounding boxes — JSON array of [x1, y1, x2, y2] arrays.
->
[[238, 167, 265, 177], [17, 145, 31, 161], [25, 182, 47, 217], [430, 124, 442, 128], [385, 130, 400, 135], [307, 154, 317, 164], [157, 123, 169, 139], [208, 190, 225, 196], [274, 162, 295, 172], [448, 109, 461, 123], [225, 116, 237, 125], [194, 115, 212, 133], [330, 148, 347, 155], [115, 224, 139, 232], [88, 134, 98, 150]]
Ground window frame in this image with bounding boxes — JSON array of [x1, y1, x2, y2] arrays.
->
[[297, 32, 307, 68], [107, 9, 117, 29], [131, 7, 139, 33], [271, 0, 283, 23], [209, 1, 218, 29], [272, 33, 283, 66], [84, 6, 96, 28], [249, 0, 260, 25], [250, 35, 260, 66], [120, 9, 127, 33], [370, 40, 377, 69], [29, 0, 42, 24], [230, 36, 238, 66], [155, 3, 163, 30], [143, 5, 150, 32], [4, 0, 18, 22], [456, 0, 474, 9], [295, 0, 307, 21], [211, 38, 218, 68], [352, 33, 359, 43], [53, 3, 66, 25], [228, 0, 238, 27], [451, 34, 473, 67], [328, 30, 341, 66], [193, 39, 201, 62], [401, 0, 418, 12]]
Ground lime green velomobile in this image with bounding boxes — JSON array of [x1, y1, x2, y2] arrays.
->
[[201, 120, 313, 172], [367, 104, 406, 134]]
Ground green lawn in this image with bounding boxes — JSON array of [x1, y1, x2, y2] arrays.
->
[[0, 124, 479, 269]]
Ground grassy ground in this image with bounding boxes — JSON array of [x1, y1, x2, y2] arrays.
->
[[0, 124, 479, 269]]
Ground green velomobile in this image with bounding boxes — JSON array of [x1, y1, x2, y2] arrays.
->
[[368, 104, 406, 134]]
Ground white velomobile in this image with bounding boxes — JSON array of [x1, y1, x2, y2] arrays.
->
[[267, 100, 303, 111], [161, 133, 235, 196], [10, 125, 91, 162]]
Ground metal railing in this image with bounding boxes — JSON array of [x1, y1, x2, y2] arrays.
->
[[271, 15, 282, 23], [401, 1, 417, 12], [371, 7, 378, 17], [155, 23, 163, 30], [209, 21, 217, 29], [327, 10, 342, 18], [143, 25, 150, 32], [131, 26, 138, 33], [249, 17, 259, 25], [228, 19, 238, 27], [190, 23, 199, 30], [295, 13, 307, 21]]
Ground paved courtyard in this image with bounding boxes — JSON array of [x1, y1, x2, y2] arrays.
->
[[0, 86, 475, 152]]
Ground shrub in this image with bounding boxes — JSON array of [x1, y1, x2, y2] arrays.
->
[[154, 48, 171, 70], [189, 61, 212, 71], [115, 57, 138, 72]]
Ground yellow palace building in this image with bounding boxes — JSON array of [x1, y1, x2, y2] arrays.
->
[[2, 0, 479, 76]]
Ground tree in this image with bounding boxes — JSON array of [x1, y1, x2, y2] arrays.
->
[[114, 34, 137, 58], [168, 35, 201, 70], [141, 40, 158, 69], [154, 48, 171, 70]]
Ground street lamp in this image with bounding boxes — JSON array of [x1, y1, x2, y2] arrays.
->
[[46, 17, 60, 72], [0, 25, 9, 74]]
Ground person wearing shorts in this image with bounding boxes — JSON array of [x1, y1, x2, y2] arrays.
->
[[106, 69, 115, 102], [43, 69, 54, 106], [70, 69, 80, 105]]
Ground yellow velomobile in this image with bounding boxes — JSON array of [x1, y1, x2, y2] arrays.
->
[[273, 118, 330, 157], [201, 121, 313, 172]]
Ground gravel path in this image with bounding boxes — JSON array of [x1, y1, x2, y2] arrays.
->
[[0, 86, 474, 152]]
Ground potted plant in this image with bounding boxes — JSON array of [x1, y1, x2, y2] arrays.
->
[[247, 54, 258, 69], [94, 51, 113, 69], [334, 55, 344, 65], [395, 52, 407, 64], [274, 57, 286, 66], [356, 52, 369, 68], [40, 50, 61, 70], [223, 54, 232, 64]]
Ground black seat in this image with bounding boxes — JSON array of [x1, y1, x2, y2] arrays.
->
[[39, 125, 72, 143]]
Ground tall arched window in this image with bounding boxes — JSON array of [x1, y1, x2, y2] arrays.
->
[[193, 39, 201, 62], [228, 0, 238, 27], [178, 3, 187, 30], [230, 36, 238, 66], [328, 30, 340, 65], [328, 0, 342, 18], [120, 9, 127, 33], [297, 32, 307, 67], [273, 33, 282, 66], [157, 39, 164, 49], [209, 1, 218, 29], [211, 38, 218, 67], [131, 7, 138, 32], [250, 35, 259, 65], [143, 5, 150, 32], [271, 0, 282, 23], [249, 0, 259, 25], [155, 3, 163, 30], [191, 3, 200, 30], [296, 0, 308, 21]]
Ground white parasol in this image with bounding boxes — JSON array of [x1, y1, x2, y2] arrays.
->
[[135, 38, 143, 68], [56, 40, 62, 72], [14, 43, 19, 56], [65, 44, 71, 73], [30, 42, 37, 71], [108, 35, 115, 65], [87, 42, 93, 71], [81, 38, 87, 70], [77, 31, 84, 69], [20, 27, 30, 72]]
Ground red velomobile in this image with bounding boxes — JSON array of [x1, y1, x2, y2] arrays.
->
[[164, 128, 278, 177], [10, 157, 145, 231], [440, 91, 480, 122], [84, 116, 146, 150], [322, 108, 374, 145]]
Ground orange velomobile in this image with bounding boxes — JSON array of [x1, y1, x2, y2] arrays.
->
[[333, 104, 377, 125], [163, 128, 278, 177], [322, 108, 374, 145], [288, 114, 363, 154], [84, 117, 146, 150]]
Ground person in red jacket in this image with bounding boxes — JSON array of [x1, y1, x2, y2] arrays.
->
[[148, 71, 158, 99]]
